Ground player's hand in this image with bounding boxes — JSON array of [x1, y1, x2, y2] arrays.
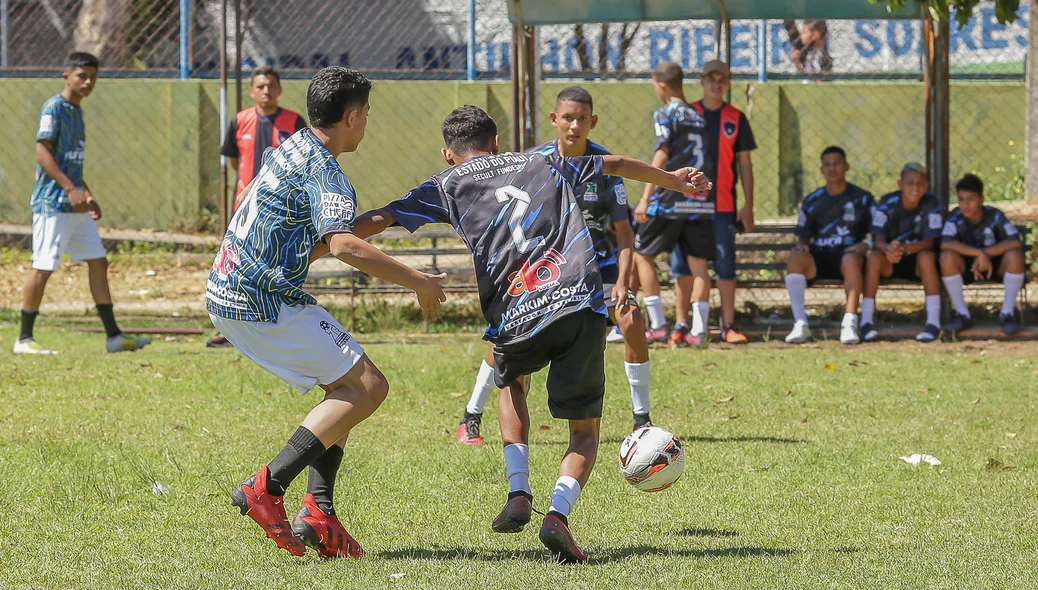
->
[[415, 272, 448, 320], [792, 243, 810, 253], [86, 198, 102, 221], [633, 201, 650, 224], [611, 282, 631, 315], [68, 188, 89, 212], [671, 167, 712, 194], [971, 253, 992, 281], [737, 206, 755, 233], [885, 241, 902, 263]]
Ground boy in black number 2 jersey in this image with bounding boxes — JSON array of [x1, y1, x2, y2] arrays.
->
[[353, 106, 709, 564]]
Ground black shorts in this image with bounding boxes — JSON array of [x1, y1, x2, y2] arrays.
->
[[890, 254, 920, 281], [811, 249, 848, 281], [493, 310, 607, 420], [962, 255, 1005, 285], [634, 216, 699, 257]]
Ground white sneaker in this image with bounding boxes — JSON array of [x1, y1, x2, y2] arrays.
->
[[106, 334, 152, 353], [784, 321, 813, 344], [840, 323, 860, 345], [12, 338, 58, 355], [605, 325, 625, 344]]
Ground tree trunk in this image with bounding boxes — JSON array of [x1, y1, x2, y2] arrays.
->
[[73, 0, 132, 67], [597, 24, 609, 72], [615, 23, 640, 73], [1026, 0, 1038, 204], [573, 24, 592, 72]]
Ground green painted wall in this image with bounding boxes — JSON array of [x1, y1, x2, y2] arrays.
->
[[0, 79, 1025, 231]]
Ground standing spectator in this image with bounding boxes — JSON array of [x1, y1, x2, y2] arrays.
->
[[14, 52, 151, 355], [222, 66, 307, 210], [209, 66, 306, 348]]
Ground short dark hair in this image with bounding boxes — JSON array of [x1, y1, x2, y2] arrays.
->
[[306, 67, 371, 128], [251, 65, 281, 85], [555, 86, 593, 111], [820, 145, 846, 161], [653, 62, 683, 88], [442, 105, 497, 155], [67, 52, 99, 70], [955, 173, 984, 195], [806, 20, 828, 35]]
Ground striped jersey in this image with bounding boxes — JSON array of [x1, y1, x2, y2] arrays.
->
[[31, 95, 86, 214], [206, 128, 357, 322], [384, 151, 607, 345], [795, 184, 875, 253], [529, 140, 628, 267]]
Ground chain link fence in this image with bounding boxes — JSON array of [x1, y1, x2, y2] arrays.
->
[[0, 1, 1032, 316]]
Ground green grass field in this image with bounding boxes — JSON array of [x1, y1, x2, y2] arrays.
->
[[1, 328, 1037, 589]]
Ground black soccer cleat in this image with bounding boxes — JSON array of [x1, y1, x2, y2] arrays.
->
[[1000, 313, 1021, 336], [456, 411, 484, 446], [539, 511, 587, 564], [491, 491, 532, 533], [943, 313, 973, 335], [633, 413, 653, 430]]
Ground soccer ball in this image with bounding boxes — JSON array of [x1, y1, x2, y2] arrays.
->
[[618, 426, 685, 492]]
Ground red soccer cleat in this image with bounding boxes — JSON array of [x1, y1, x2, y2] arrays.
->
[[491, 492, 533, 533], [721, 325, 748, 344], [230, 465, 306, 556], [456, 412, 484, 446], [539, 512, 588, 564], [645, 326, 669, 344], [292, 493, 366, 558]]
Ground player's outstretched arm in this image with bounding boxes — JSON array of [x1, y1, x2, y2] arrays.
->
[[602, 155, 711, 195], [326, 231, 447, 319], [351, 209, 397, 240]]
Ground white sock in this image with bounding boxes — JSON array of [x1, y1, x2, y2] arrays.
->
[[503, 443, 531, 495], [644, 295, 666, 329], [624, 361, 651, 415], [1002, 272, 1025, 316], [942, 274, 970, 317], [861, 298, 876, 325], [548, 475, 581, 518], [465, 360, 496, 415], [785, 273, 808, 324], [691, 301, 709, 336], [925, 294, 941, 327], [842, 312, 858, 328]]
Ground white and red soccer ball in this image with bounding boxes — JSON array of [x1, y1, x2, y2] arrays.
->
[[619, 426, 685, 492]]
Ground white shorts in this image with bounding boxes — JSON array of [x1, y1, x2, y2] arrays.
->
[[32, 212, 107, 271], [209, 304, 365, 394]]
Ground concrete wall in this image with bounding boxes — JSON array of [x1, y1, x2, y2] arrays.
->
[[0, 79, 1025, 231]]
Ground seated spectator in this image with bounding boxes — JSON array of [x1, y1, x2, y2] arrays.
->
[[784, 146, 875, 345], [860, 162, 944, 343], [787, 20, 833, 75], [940, 173, 1026, 336]]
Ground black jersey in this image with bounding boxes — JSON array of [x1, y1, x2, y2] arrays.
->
[[795, 183, 875, 253], [870, 191, 944, 245], [530, 140, 627, 266], [941, 205, 1020, 248], [384, 151, 607, 345]]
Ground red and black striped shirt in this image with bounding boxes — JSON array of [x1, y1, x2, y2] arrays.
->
[[221, 106, 306, 209]]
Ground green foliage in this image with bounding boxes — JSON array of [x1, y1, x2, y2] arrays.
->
[[878, 0, 1022, 25]]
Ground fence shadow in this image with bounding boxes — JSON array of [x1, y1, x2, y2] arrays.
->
[[375, 544, 797, 565]]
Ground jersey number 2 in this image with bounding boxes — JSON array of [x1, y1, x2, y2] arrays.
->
[[495, 185, 544, 253], [231, 166, 280, 240]]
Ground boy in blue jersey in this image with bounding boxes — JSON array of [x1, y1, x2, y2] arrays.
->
[[210, 67, 447, 559], [860, 162, 944, 342], [454, 87, 654, 445], [784, 146, 875, 345], [939, 174, 1026, 336], [352, 105, 708, 564], [14, 52, 150, 356]]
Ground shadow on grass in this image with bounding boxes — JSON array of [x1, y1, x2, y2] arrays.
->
[[586, 435, 807, 446], [677, 527, 738, 538], [376, 545, 797, 564]]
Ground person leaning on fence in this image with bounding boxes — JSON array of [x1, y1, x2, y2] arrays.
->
[[939, 173, 1026, 337], [14, 51, 151, 356], [859, 162, 944, 343], [784, 146, 876, 345], [790, 20, 833, 75], [209, 65, 307, 349]]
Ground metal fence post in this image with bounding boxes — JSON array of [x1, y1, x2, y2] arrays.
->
[[1, 0, 8, 69], [179, 0, 190, 79], [757, 19, 767, 82], [467, 0, 476, 81]]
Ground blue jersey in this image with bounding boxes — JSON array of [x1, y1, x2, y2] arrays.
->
[[206, 128, 358, 322], [529, 140, 627, 267], [384, 151, 607, 345], [941, 205, 1020, 248], [647, 101, 709, 220], [795, 183, 875, 253], [31, 95, 86, 214], [870, 191, 944, 245]]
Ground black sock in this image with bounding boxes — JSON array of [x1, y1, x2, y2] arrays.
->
[[548, 510, 569, 525], [307, 444, 344, 514], [508, 490, 533, 501], [19, 310, 38, 341], [95, 304, 121, 338], [266, 426, 326, 496]]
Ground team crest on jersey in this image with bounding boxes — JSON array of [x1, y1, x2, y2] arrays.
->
[[583, 182, 599, 202], [842, 202, 857, 222], [723, 121, 737, 138], [928, 213, 943, 230], [871, 209, 888, 228], [615, 184, 628, 205], [982, 227, 996, 247], [319, 320, 352, 348], [39, 115, 55, 135]]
